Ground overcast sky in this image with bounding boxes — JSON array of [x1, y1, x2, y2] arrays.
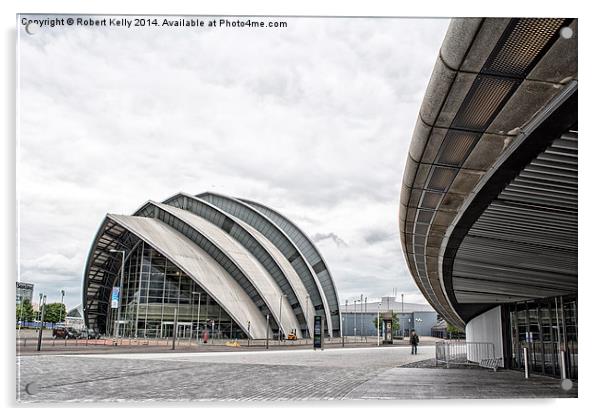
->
[[17, 16, 449, 309]]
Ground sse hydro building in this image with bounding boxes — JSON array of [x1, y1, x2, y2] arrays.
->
[[83, 192, 341, 340], [400, 18, 577, 379]]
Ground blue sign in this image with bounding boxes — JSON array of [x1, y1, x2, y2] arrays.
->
[[313, 316, 322, 350], [111, 287, 120, 309]]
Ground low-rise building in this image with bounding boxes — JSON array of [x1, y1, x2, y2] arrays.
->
[[340, 296, 437, 337]]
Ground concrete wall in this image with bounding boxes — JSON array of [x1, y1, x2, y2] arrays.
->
[[465, 306, 504, 365]]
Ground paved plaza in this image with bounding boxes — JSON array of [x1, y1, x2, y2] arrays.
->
[[16, 345, 576, 403]]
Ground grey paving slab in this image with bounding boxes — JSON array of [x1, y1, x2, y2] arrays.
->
[[344, 367, 577, 400], [72, 345, 434, 368], [16, 346, 574, 403]]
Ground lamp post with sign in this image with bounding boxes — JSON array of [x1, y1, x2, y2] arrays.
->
[[109, 249, 125, 340]]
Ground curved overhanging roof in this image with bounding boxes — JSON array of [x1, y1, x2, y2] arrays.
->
[[240, 198, 342, 332], [399, 18, 578, 328], [197, 191, 335, 337]]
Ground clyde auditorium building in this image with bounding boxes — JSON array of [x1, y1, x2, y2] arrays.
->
[[400, 18, 577, 379], [83, 192, 341, 340]]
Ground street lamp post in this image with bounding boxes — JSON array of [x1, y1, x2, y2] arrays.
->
[[37, 293, 43, 323], [343, 299, 348, 347], [266, 314, 270, 349], [305, 294, 310, 338], [192, 292, 201, 343], [360, 294, 364, 342], [278, 294, 287, 342], [59, 289, 65, 324], [247, 321, 251, 347], [377, 302, 381, 347], [36, 294, 47, 352], [110, 249, 125, 340], [364, 297, 367, 342], [353, 300, 357, 341]]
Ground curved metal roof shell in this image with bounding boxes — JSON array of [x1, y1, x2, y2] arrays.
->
[[240, 198, 342, 332], [197, 192, 336, 337], [399, 18, 578, 328]]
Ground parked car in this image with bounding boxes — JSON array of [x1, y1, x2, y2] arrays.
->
[[52, 327, 78, 339], [78, 328, 101, 339]]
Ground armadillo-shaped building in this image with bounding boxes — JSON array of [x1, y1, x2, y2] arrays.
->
[[83, 192, 340, 339]]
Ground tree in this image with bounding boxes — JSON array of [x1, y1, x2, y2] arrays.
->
[[446, 323, 464, 338], [16, 299, 35, 322], [42, 303, 67, 323]]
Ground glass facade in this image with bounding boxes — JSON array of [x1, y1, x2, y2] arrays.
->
[[107, 242, 246, 340], [508, 295, 577, 379]]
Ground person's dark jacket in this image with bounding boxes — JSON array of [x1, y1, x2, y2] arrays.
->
[[410, 333, 419, 345]]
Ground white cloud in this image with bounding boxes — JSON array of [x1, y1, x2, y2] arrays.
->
[[17, 16, 449, 309]]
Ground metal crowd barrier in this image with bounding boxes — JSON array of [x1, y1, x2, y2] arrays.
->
[[435, 340, 496, 368]]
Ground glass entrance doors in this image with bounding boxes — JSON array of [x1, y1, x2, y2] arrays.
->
[[509, 294, 577, 379], [160, 322, 192, 338]]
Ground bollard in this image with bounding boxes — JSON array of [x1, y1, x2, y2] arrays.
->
[[523, 347, 529, 378]]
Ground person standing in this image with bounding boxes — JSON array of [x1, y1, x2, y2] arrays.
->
[[410, 329, 419, 354]]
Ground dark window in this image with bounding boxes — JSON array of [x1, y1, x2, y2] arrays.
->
[[221, 217, 234, 234], [312, 260, 326, 275], [287, 251, 300, 263]]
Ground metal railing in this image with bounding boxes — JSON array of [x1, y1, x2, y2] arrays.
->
[[436, 340, 496, 368], [16, 335, 350, 350]]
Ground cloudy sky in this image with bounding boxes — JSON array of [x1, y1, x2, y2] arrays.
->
[[17, 16, 449, 309]]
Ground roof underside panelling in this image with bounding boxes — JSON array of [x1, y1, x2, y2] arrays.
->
[[453, 131, 577, 304]]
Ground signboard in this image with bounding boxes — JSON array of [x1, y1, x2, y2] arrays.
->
[[111, 287, 120, 309], [16, 282, 34, 290], [385, 321, 393, 342], [313, 315, 322, 350]]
